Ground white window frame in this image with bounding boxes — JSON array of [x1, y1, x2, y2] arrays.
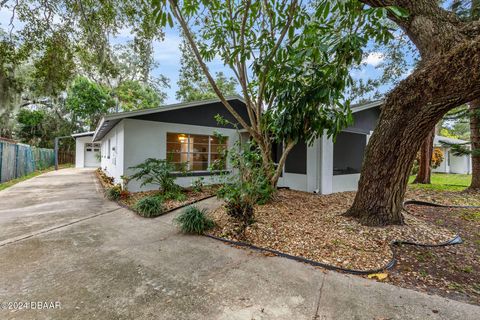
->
[[166, 132, 227, 172]]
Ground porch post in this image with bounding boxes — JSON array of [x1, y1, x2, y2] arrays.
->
[[54, 137, 59, 170], [319, 133, 333, 194]]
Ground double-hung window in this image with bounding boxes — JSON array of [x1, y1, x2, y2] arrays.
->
[[166, 132, 227, 171]]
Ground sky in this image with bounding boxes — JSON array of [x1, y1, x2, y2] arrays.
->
[[0, 5, 404, 105]]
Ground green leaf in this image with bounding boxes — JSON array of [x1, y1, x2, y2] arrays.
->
[[386, 6, 409, 19]]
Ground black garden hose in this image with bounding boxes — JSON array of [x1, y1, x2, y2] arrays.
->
[[205, 199, 477, 275]]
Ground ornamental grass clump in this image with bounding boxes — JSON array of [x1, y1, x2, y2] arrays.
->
[[175, 206, 215, 234], [134, 195, 165, 218]]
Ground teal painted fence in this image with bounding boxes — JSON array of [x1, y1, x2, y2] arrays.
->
[[0, 141, 55, 183]]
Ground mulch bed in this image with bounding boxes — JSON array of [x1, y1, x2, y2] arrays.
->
[[386, 204, 480, 305], [95, 168, 218, 213], [208, 188, 480, 305]]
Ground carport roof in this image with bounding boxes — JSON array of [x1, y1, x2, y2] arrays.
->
[[71, 131, 95, 138], [92, 95, 245, 142]]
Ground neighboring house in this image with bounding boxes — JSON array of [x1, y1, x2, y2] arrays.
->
[[73, 97, 381, 194], [433, 135, 472, 174]]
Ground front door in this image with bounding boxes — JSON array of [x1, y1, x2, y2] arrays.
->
[[84, 143, 100, 167]]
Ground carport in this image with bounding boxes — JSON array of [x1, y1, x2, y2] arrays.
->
[[72, 132, 101, 168]]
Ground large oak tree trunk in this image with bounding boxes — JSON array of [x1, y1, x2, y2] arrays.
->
[[346, 39, 480, 226], [346, 0, 480, 226], [413, 129, 435, 184], [469, 99, 480, 190]]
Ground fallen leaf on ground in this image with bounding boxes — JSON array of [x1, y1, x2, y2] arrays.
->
[[368, 273, 389, 281]]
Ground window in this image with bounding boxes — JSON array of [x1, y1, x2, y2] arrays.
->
[[333, 132, 366, 175], [107, 139, 111, 159], [166, 132, 228, 171]]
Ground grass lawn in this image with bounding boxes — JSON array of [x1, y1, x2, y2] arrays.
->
[[408, 173, 472, 191], [0, 164, 73, 191]]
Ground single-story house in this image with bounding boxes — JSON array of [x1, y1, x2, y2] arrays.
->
[[433, 135, 472, 174], [73, 96, 382, 194]]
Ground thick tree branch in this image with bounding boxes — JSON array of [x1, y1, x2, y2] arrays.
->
[[271, 140, 296, 185], [385, 37, 480, 113], [169, 0, 259, 140], [256, 0, 298, 113]]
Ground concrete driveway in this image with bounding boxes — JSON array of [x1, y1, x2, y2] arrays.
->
[[0, 168, 478, 320]]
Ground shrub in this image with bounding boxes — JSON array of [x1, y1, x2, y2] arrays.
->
[[105, 185, 122, 200], [134, 195, 165, 218], [431, 148, 444, 169], [164, 190, 187, 202], [129, 158, 182, 194], [175, 206, 215, 234], [119, 190, 130, 200], [411, 147, 445, 175], [217, 140, 274, 234], [191, 177, 204, 193]]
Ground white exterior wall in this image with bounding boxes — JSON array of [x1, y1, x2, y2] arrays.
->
[[279, 173, 308, 191], [100, 121, 125, 184], [123, 119, 239, 192], [332, 174, 361, 193], [432, 147, 471, 174], [75, 136, 97, 168], [450, 154, 471, 174]]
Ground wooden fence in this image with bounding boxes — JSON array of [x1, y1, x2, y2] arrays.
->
[[0, 141, 74, 183]]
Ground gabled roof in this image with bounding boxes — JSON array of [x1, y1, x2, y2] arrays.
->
[[92, 95, 246, 142], [92, 96, 383, 142], [71, 131, 95, 138]]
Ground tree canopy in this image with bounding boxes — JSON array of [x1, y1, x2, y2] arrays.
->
[[65, 76, 115, 130], [152, 0, 394, 185]]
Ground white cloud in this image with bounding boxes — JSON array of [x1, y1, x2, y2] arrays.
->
[[362, 52, 384, 67], [153, 32, 182, 64]]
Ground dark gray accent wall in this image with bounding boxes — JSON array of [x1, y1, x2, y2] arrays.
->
[[345, 108, 380, 134], [130, 100, 250, 128], [333, 132, 366, 175], [285, 141, 307, 174]]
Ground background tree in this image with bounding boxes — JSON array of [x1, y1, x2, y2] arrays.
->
[[153, 0, 393, 187], [114, 80, 165, 111], [0, 1, 170, 146], [176, 33, 237, 102], [345, 0, 480, 226], [451, 0, 480, 190], [65, 76, 115, 130]]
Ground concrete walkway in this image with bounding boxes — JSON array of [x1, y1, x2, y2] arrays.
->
[[0, 168, 478, 320]]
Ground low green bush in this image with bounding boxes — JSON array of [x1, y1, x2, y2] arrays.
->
[[134, 195, 165, 218], [191, 177, 204, 193], [129, 158, 182, 194], [105, 185, 122, 200], [164, 190, 187, 202], [175, 206, 215, 234]]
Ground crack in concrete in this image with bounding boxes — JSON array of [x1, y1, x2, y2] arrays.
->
[[312, 272, 327, 320], [0, 207, 122, 248]]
